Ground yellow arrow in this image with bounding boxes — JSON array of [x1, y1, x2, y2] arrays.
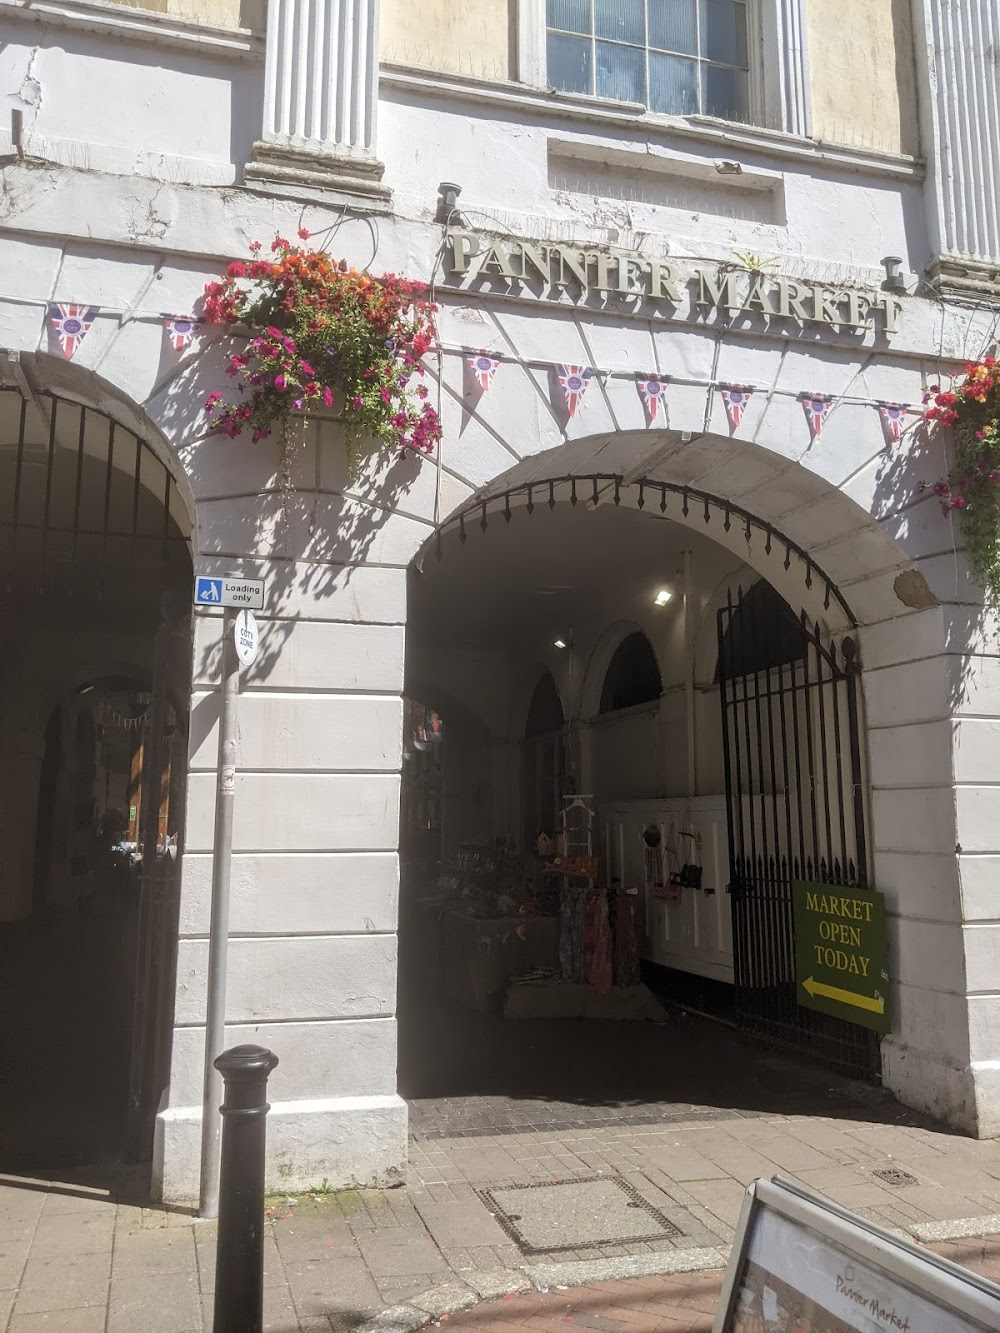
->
[[802, 977, 884, 1015]]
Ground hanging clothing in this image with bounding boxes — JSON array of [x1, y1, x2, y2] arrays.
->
[[614, 887, 640, 987], [559, 882, 584, 982], [585, 887, 613, 996]]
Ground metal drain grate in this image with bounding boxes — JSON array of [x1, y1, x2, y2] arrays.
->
[[478, 1175, 683, 1255], [873, 1168, 920, 1187]]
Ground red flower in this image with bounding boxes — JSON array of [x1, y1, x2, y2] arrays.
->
[[298, 228, 311, 239]]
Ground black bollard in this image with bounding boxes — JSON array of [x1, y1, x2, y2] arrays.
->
[[213, 1044, 279, 1333]]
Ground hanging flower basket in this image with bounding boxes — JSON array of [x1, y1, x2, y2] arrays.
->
[[925, 357, 1000, 606], [201, 232, 441, 470]]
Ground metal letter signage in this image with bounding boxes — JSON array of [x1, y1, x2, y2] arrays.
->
[[194, 576, 266, 610], [793, 881, 890, 1033], [446, 229, 902, 338], [714, 1176, 1000, 1332]]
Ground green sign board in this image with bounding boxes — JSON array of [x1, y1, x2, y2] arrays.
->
[[793, 881, 890, 1034]]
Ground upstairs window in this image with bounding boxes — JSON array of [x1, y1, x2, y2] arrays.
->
[[546, 0, 750, 124], [599, 632, 663, 713]]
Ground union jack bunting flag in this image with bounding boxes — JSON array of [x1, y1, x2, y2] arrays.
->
[[719, 384, 753, 431], [163, 315, 199, 352], [876, 400, 907, 443], [636, 374, 668, 422], [801, 392, 834, 439], [465, 349, 501, 392], [49, 303, 98, 359], [555, 365, 594, 419]]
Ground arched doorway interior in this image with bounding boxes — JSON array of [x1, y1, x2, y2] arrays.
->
[[0, 375, 193, 1179]]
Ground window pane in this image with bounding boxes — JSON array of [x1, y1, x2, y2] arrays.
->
[[548, 32, 593, 93], [596, 39, 646, 102], [700, 0, 748, 67], [649, 50, 698, 114], [595, 0, 645, 44], [547, 0, 591, 35], [648, 0, 697, 55], [701, 62, 749, 120]]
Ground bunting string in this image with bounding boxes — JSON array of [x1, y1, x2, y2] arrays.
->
[[23, 302, 926, 446]]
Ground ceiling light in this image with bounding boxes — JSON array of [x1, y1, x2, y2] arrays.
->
[[654, 589, 672, 607], [553, 637, 569, 650]]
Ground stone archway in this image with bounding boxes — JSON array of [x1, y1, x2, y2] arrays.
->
[[406, 420, 982, 1133], [0, 356, 195, 1178]]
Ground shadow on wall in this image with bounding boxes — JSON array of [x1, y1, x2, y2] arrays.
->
[[176, 429, 427, 687], [869, 416, 989, 713]]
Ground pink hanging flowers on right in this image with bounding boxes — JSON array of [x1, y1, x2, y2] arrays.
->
[[924, 356, 1000, 607]]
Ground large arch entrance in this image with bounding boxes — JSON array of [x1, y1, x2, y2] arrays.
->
[[398, 444, 896, 1136], [0, 367, 193, 1181]]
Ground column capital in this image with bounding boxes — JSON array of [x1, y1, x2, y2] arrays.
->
[[245, 0, 393, 213]]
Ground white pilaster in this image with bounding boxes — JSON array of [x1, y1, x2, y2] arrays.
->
[[516, 0, 546, 89], [757, 0, 811, 137], [914, 0, 1000, 296], [246, 0, 391, 210]]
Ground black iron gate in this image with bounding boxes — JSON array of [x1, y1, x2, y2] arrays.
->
[[717, 582, 880, 1079]]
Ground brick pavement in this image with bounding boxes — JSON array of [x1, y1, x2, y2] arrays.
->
[[440, 1239, 1000, 1333], [5, 1096, 1000, 1330], [5, 1008, 1000, 1329]]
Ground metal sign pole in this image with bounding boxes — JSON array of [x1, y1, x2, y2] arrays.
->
[[199, 605, 241, 1218]]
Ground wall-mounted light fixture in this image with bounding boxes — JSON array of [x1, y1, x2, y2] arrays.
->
[[436, 182, 463, 225], [881, 255, 907, 293], [653, 589, 673, 607], [553, 637, 570, 650]]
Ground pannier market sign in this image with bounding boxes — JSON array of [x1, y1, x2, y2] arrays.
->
[[447, 230, 901, 337]]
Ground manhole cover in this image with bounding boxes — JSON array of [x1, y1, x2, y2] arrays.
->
[[478, 1176, 682, 1255], [873, 1168, 919, 1187]]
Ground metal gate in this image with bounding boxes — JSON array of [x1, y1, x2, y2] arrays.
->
[[717, 582, 879, 1079]]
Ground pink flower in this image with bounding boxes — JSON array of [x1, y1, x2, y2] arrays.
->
[[351, 395, 364, 410], [298, 227, 311, 239], [300, 361, 315, 376], [274, 374, 287, 391], [323, 386, 334, 407], [227, 261, 247, 277], [952, 495, 967, 509]]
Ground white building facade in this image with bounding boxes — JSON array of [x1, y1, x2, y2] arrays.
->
[[2, 0, 1000, 1201]]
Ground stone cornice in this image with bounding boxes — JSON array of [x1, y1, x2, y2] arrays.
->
[[0, 0, 264, 58]]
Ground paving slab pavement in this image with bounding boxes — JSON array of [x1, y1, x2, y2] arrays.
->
[[5, 1094, 1000, 1331]]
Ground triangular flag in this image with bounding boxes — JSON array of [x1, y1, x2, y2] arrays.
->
[[636, 374, 669, 422], [465, 348, 500, 392], [163, 315, 199, 352], [876, 400, 907, 443], [555, 364, 594, 419], [49, 303, 98, 359], [719, 383, 753, 431], [801, 392, 834, 439]]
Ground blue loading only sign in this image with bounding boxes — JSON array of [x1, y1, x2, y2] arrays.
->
[[194, 576, 265, 610]]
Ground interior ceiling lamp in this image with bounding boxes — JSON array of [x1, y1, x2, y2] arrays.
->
[[654, 588, 673, 606], [553, 637, 570, 650]]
